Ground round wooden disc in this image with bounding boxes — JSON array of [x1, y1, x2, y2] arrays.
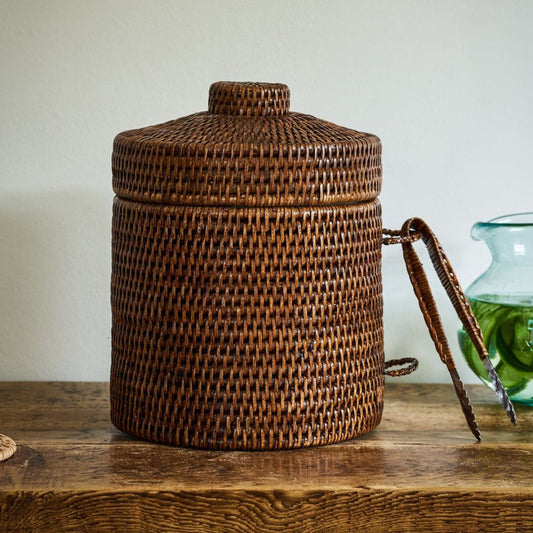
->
[[0, 433, 17, 461]]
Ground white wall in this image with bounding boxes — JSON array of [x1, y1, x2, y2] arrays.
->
[[1, 0, 532, 382]]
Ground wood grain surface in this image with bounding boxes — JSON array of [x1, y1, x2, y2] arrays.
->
[[1, 382, 532, 532]]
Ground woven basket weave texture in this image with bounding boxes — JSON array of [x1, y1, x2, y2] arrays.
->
[[111, 82, 384, 449]]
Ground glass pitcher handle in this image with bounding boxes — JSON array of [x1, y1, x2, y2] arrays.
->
[[383, 218, 516, 440]]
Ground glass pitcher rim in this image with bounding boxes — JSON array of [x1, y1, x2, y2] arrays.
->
[[475, 212, 533, 229]]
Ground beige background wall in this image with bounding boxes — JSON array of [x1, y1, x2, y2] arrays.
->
[[1, 0, 532, 382]]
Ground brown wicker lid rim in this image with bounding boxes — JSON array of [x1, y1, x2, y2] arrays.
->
[[112, 81, 382, 206]]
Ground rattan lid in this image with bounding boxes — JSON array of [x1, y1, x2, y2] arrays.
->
[[112, 81, 382, 206]]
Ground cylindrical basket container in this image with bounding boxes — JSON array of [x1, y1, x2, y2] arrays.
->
[[111, 82, 383, 449], [110, 81, 512, 449]]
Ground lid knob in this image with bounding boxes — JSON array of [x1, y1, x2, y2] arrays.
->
[[208, 81, 290, 117]]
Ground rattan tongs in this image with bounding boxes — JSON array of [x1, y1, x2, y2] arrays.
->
[[383, 218, 516, 440]]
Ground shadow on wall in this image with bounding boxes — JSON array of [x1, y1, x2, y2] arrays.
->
[[0, 190, 112, 381]]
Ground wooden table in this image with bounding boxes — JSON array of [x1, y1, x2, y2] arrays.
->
[[0, 382, 531, 532]]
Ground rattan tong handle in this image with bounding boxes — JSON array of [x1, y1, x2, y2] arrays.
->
[[383, 218, 516, 440]]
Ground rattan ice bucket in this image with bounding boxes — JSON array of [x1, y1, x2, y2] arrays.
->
[[110, 82, 514, 449]]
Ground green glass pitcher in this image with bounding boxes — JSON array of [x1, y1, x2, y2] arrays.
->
[[459, 212, 533, 405]]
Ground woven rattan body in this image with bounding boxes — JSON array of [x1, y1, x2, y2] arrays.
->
[[110, 82, 384, 449]]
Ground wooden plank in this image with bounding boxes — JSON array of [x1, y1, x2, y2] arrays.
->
[[1, 489, 532, 533], [0, 382, 532, 532], [1, 440, 531, 491], [0, 382, 110, 432]]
